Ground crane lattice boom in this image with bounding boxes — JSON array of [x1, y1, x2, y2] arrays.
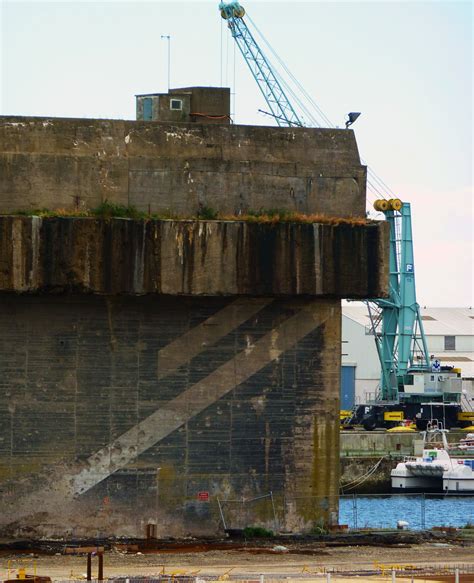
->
[[367, 201, 430, 401], [219, 2, 462, 413], [219, 1, 302, 127]]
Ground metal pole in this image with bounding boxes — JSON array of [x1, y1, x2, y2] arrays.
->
[[270, 491, 277, 531], [220, 17, 223, 87], [217, 497, 227, 530], [86, 553, 92, 581], [455, 567, 459, 583], [421, 492, 426, 530], [98, 552, 104, 581], [168, 36, 171, 90], [155, 466, 161, 530], [354, 494, 358, 530], [391, 568, 396, 582], [161, 35, 171, 91], [245, 493, 272, 503]]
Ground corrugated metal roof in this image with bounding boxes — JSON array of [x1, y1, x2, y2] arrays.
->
[[418, 307, 474, 336], [343, 304, 474, 336], [342, 304, 474, 380]]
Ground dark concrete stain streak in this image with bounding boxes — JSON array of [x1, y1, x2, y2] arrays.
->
[[0, 217, 389, 298]]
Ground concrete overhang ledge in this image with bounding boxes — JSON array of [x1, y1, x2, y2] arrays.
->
[[0, 216, 389, 298]]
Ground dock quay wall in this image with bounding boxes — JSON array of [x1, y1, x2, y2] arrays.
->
[[0, 116, 388, 538], [339, 431, 470, 493], [340, 431, 415, 494]]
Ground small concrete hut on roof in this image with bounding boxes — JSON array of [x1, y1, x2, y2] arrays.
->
[[136, 86, 231, 124]]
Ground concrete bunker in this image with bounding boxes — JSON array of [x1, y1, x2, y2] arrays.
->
[[0, 113, 388, 537]]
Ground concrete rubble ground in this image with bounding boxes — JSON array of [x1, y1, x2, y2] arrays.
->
[[1, 532, 474, 581]]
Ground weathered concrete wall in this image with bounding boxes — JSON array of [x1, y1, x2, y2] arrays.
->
[[0, 117, 366, 217], [0, 295, 340, 537], [0, 216, 388, 298], [340, 457, 396, 494], [340, 431, 418, 458], [339, 432, 414, 494], [0, 114, 387, 538]]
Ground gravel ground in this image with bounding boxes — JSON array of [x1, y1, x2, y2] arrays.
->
[[1, 541, 473, 580]]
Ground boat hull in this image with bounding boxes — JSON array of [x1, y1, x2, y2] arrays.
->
[[390, 431, 474, 493], [443, 466, 474, 492], [391, 474, 442, 492]]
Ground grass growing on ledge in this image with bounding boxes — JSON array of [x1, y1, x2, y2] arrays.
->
[[91, 201, 146, 220], [224, 211, 368, 226], [6, 202, 369, 226], [13, 207, 91, 218], [196, 205, 219, 220], [243, 526, 275, 539]]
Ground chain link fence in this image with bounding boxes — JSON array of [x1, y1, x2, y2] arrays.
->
[[216, 491, 473, 532], [339, 492, 474, 530]]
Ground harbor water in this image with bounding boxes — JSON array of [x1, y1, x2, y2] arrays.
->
[[339, 494, 474, 530]]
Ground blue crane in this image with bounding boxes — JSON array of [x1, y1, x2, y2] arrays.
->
[[220, 1, 469, 428], [358, 197, 466, 429], [219, 1, 303, 127], [367, 199, 431, 402]]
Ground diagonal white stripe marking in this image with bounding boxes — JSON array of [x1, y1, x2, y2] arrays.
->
[[71, 301, 329, 495], [157, 298, 272, 379]]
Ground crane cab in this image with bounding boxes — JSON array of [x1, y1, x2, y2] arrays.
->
[[401, 369, 462, 400]]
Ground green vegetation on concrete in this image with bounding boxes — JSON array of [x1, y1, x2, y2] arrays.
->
[[311, 520, 329, 535], [91, 201, 145, 220], [243, 526, 275, 539], [6, 201, 369, 226], [196, 205, 219, 220]]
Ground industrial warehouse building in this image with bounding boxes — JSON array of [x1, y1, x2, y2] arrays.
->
[[341, 305, 474, 408]]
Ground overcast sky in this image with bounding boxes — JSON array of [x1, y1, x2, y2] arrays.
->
[[1, 0, 472, 307]]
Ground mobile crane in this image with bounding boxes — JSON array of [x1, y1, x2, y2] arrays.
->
[[349, 199, 468, 430], [219, 1, 472, 430]]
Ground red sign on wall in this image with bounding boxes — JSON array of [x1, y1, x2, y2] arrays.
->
[[197, 491, 209, 502]]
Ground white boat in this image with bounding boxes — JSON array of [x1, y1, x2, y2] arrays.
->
[[391, 426, 474, 493], [443, 459, 474, 492]]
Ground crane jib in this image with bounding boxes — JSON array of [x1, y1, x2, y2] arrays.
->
[[219, 2, 303, 128]]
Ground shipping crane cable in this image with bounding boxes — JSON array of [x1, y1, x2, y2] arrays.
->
[[222, 7, 393, 204], [247, 13, 333, 128], [246, 14, 394, 203]]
